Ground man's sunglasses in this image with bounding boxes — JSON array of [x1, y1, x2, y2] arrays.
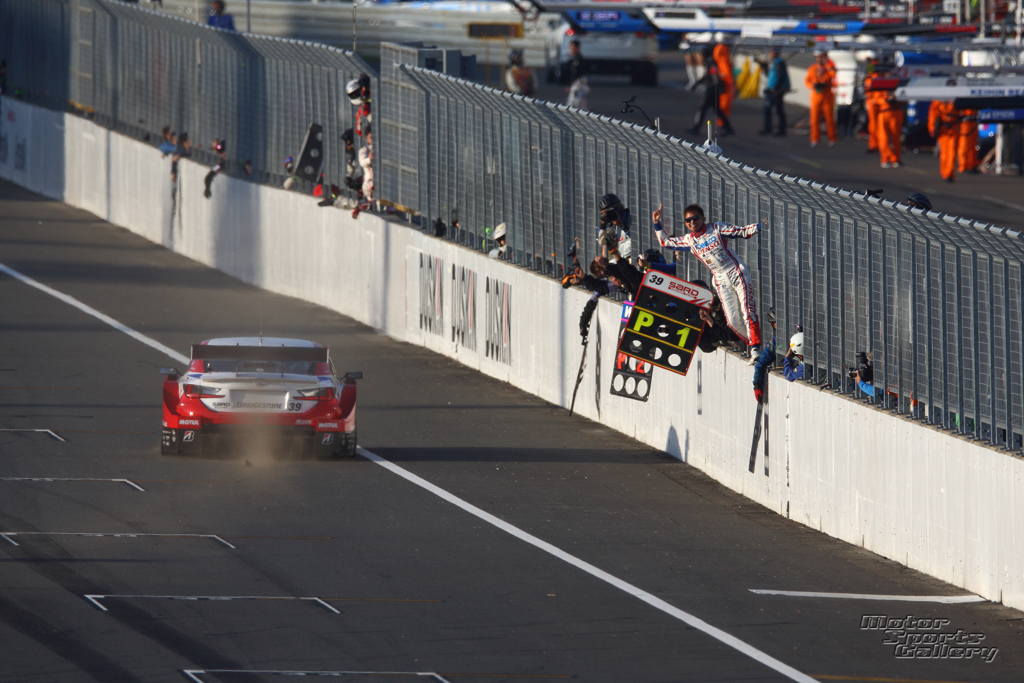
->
[[684, 215, 703, 224]]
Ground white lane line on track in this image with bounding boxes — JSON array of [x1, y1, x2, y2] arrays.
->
[[0, 476, 145, 491], [359, 447, 816, 683], [750, 589, 985, 603], [0, 262, 190, 365], [2, 257, 816, 683]]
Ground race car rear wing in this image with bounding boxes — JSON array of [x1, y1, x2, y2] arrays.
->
[[191, 344, 329, 363]]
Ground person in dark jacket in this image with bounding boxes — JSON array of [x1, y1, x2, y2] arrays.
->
[[565, 40, 589, 109], [757, 48, 789, 136], [207, 1, 236, 31], [688, 51, 734, 137]]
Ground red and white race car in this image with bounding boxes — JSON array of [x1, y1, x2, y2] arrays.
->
[[161, 337, 361, 458]]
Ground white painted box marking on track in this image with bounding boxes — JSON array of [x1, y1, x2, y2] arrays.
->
[[84, 594, 339, 613], [183, 670, 452, 683], [0, 531, 236, 549], [0, 476, 145, 491], [0, 260, 818, 683], [750, 589, 985, 603], [0, 428, 66, 441]]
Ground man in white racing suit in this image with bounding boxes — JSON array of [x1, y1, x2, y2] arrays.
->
[[652, 202, 766, 358]]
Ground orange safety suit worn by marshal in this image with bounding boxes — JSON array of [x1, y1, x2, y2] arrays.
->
[[714, 44, 735, 124], [957, 108, 979, 173], [805, 60, 837, 145], [876, 93, 904, 166], [863, 72, 881, 151], [929, 101, 960, 181]]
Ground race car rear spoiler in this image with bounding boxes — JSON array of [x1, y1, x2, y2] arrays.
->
[[191, 344, 329, 363]]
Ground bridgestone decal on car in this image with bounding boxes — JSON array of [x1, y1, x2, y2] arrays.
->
[[182, 431, 195, 442], [321, 433, 335, 445], [420, 253, 444, 336], [235, 402, 283, 409]]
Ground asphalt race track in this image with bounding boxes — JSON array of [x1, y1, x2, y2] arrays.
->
[[1, 177, 1022, 682]]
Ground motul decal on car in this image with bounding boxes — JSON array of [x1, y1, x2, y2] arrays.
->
[[321, 433, 335, 445], [179, 418, 201, 427], [318, 422, 340, 429]]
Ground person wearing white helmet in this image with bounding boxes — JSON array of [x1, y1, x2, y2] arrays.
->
[[750, 326, 805, 403], [783, 328, 805, 381], [488, 222, 508, 259]]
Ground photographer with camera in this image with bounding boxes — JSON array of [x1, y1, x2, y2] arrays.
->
[[849, 351, 877, 398], [597, 193, 632, 259]]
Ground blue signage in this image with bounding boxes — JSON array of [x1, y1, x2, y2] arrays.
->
[[978, 108, 1024, 122]]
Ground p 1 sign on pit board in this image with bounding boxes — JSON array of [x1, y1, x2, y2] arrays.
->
[[617, 271, 711, 376]]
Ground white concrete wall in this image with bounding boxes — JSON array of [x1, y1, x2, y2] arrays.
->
[[3, 96, 1022, 611]]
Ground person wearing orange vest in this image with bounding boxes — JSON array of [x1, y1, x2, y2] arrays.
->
[[863, 62, 881, 154], [928, 100, 960, 181], [876, 89, 904, 168], [713, 41, 735, 128], [805, 49, 837, 147], [957, 108, 980, 174]]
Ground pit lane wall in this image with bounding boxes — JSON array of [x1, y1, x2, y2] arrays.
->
[[3, 96, 1022, 611]]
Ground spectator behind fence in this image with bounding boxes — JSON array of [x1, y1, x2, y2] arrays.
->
[[488, 223, 508, 259], [203, 138, 227, 199], [171, 132, 191, 183], [207, 1, 236, 31], [158, 126, 176, 156], [346, 75, 372, 137], [687, 48, 734, 137], [353, 128, 373, 218], [783, 330, 805, 381], [757, 48, 789, 136], [505, 49, 537, 98], [565, 40, 589, 110], [597, 193, 632, 259]]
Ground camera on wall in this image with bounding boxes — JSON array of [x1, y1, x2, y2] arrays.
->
[[848, 351, 872, 383]]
